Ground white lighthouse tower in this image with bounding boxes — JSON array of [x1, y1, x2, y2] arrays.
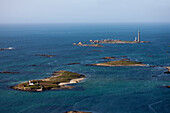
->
[[138, 30, 140, 42]]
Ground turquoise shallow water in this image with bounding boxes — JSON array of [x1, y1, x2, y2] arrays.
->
[[0, 23, 170, 113]]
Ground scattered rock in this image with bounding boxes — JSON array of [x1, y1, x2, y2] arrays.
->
[[121, 58, 130, 61], [149, 66, 159, 67], [64, 111, 92, 113], [147, 55, 153, 57], [164, 71, 170, 74], [121, 56, 127, 58], [35, 54, 56, 57], [67, 63, 80, 65], [84, 64, 95, 66], [164, 86, 170, 88], [88, 50, 103, 52], [0, 47, 14, 51], [73, 42, 103, 47], [0, 71, 20, 74], [103, 57, 117, 59]]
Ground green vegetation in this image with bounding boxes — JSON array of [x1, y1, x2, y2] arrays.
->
[[12, 71, 85, 91], [103, 60, 142, 66]]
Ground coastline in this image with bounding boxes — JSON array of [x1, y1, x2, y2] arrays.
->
[[87, 60, 147, 67], [58, 77, 85, 86], [11, 71, 85, 92], [164, 66, 170, 73], [92, 63, 147, 67]]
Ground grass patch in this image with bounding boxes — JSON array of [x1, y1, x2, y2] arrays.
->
[[103, 60, 142, 65]]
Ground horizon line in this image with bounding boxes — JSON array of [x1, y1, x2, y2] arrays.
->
[[0, 22, 170, 25]]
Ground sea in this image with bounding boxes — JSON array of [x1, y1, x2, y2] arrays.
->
[[0, 23, 170, 113]]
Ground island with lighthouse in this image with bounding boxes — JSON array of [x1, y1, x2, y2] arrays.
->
[[73, 31, 150, 47], [89, 31, 150, 44]]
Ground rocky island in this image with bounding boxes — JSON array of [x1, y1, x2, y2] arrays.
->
[[89, 31, 149, 44], [0, 47, 14, 50], [87, 60, 146, 66], [90, 39, 149, 44], [11, 70, 85, 92], [73, 42, 103, 47]]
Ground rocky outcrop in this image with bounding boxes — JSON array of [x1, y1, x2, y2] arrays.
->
[[86, 60, 146, 67], [0, 47, 14, 50], [0, 71, 20, 74], [67, 63, 80, 65], [73, 42, 103, 47]]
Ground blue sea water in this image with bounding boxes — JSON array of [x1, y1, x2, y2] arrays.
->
[[0, 23, 170, 113]]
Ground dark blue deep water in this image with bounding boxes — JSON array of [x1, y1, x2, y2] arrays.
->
[[0, 23, 170, 113]]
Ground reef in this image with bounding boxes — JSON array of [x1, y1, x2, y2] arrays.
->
[[64, 111, 92, 113], [73, 42, 103, 47], [0, 71, 20, 74], [103, 57, 117, 59], [87, 60, 146, 67], [164, 86, 170, 88], [0, 47, 14, 50], [67, 63, 80, 65], [35, 54, 56, 57], [11, 71, 85, 92]]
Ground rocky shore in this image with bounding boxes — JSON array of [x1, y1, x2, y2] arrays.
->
[[73, 42, 103, 47], [90, 39, 150, 44], [102, 57, 117, 59], [87, 60, 146, 67], [164, 66, 170, 74], [11, 71, 85, 92]]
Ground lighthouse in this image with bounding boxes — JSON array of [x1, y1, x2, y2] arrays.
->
[[138, 31, 140, 42]]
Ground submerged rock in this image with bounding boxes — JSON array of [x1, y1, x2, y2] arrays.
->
[[164, 86, 170, 88], [64, 111, 92, 113], [67, 63, 80, 65], [103, 57, 117, 59], [88, 50, 103, 52], [35, 54, 56, 57], [121, 58, 130, 61], [0, 71, 20, 74]]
